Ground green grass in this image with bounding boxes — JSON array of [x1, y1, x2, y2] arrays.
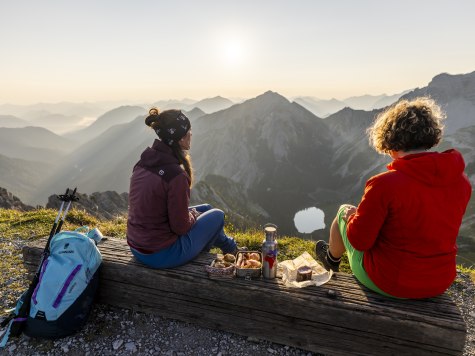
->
[[0, 208, 127, 240]]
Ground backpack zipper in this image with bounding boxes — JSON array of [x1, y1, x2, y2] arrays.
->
[[52, 264, 82, 308]]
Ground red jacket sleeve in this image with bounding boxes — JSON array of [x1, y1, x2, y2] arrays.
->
[[167, 174, 196, 236], [347, 175, 389, 251]]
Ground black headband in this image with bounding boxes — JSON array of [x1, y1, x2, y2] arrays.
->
[[154, 112, 191, 146]]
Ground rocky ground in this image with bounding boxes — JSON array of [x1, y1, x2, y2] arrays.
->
[[1, 304, 321, 356], [1, 237, 474, 356]]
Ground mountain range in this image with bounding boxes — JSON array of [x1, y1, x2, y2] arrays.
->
[[0, 91, 407, 133], [0, 71, 474, 265], [292, 90, 410, 118]]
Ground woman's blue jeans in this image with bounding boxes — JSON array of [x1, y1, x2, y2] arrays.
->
[[130, 204, 237, 269]]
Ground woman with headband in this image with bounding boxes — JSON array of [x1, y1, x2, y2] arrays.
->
[[127, 108, 238, 268]]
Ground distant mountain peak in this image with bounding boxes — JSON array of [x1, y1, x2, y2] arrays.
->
[[428, 71, 475, 88], [193, 96, 234, 114], [254, 90, 289, 104]]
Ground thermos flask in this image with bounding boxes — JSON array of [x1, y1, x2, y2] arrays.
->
[[262, 223, 278, 279]]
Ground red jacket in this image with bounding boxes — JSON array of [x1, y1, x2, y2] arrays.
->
[[127, 140, 196, 253], [347, 149, 472, 298]]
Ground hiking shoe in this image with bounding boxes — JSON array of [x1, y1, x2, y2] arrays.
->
[[315, 240, 340, 272]]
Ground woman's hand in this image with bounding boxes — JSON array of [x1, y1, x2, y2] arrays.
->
[[343, 205, 357, 222], [190, 208, 201, 219]]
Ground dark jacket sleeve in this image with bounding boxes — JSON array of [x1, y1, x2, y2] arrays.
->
[[167, 173, 196, 235]]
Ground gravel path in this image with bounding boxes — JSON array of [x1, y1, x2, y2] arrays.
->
[[1, 237, 474, 356]]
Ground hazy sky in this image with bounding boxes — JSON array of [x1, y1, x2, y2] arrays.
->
[[1, 0, 475, 104]]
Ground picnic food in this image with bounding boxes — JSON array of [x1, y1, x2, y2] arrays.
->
[[212, 254, 234, 269], [205, 254, 236, 279], [214, 262, 227, 268], [237, 252, 262, 269], [223, 254, 236, 263], [296, 265, 313, 282], [243, 259, 261, 268], [248, 252, 260, 261], [213, 260, 233, 268]]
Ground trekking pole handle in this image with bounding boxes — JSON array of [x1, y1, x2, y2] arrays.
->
[[44, 188, 70, 255], [54, 187, 79, 235]]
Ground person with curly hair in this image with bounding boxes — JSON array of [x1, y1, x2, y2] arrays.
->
[[315, 97, 472, 298], [127, 108, 238, 268]]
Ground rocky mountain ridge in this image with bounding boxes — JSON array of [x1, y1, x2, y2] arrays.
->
[[0, 187, 34, 211], [45, 190, 129, 220]]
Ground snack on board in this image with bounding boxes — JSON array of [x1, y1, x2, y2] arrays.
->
[[205, 253, 236, 279], [223, 253, 236, 263], [235, 251, 262, 279], [248, 252, 260, 261], [296, 265, 313, 282], [236, 252, 262, 269]]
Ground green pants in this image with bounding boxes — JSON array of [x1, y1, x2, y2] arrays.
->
[[337, 205, 396, 298]]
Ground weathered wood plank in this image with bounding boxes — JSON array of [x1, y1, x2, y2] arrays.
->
[[22, 237, 466, 355]]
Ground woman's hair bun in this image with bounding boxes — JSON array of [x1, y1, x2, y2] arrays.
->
[[145, 107, 160, 127]]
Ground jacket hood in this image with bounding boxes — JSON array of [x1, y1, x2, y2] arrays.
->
[[139, 139, 179, 168], [387, 149, 467, 187]]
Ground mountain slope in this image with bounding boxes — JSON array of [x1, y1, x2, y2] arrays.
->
[[193, 96, 234, 113], [323, 107, 390, 198], [0, 115, 30, 128], [185, 107, 206, 121], [439, 125, 475, 238], [191, 175, 269, 229], [63, 105, 146, 143], [0, 126, 78, 164], [0, 154, 52, 204], [343, 91, 408, 110], [33, 116, 156, 205], [27, 111, 83, 134], [292, 97, 346, 118]]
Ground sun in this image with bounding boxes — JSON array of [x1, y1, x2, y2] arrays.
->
[[217, 36, 249, 67], [213, 28, 251, 68], [223, 40, 244, 65]]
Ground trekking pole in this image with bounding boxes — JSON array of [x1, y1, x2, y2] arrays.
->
[[53, 187, 78, 238], [43, 188, 69, 252]]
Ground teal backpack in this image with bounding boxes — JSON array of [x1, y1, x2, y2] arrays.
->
[[24, 227, 102, 338], [1, 189, 103, 346]]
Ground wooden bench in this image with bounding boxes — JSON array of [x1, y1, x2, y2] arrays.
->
[[22, 237, 466, 356]]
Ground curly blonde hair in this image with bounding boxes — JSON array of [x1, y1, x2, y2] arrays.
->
[[367, 97, 445, 154]]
